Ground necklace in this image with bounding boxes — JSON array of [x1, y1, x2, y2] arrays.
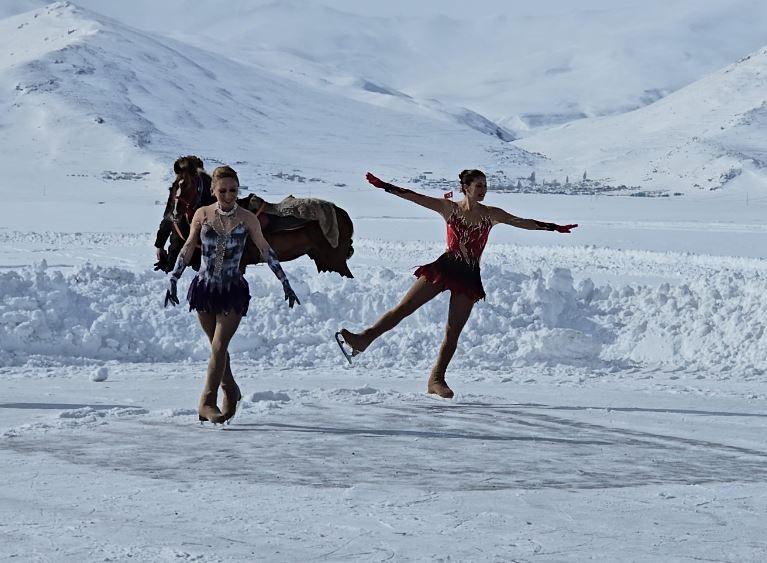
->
[[215, 202, 238, 217], [213, 204, 238, 276]]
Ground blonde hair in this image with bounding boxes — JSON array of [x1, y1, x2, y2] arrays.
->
[[211, 165, 239, 187]]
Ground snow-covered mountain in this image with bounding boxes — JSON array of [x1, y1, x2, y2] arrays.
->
[[18, 0, 767, 136], [6, 1, 767, 136], [0, 2, 535, 204], [4, 1, 767, 198], [516, 45, 767, 192], [0, 0, 47, 18]]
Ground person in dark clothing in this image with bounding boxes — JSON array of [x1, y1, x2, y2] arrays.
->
[[153, 155, 215, 272]]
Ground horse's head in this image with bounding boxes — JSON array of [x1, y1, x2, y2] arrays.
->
[[171, 155, 205, 223]]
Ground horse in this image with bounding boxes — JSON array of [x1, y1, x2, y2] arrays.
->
[[238, 194, 355, 278], [156, 156, 354, 278]]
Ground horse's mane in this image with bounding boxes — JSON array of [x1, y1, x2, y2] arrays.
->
[[171, 154, 211, 194], [174, 155, 205, 175], [166, 155, 213, 225]]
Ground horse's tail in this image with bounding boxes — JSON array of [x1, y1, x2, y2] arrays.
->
[[333, 204, 354, 260]]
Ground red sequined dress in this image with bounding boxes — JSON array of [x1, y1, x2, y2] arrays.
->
[[414, 205, 493, 302]]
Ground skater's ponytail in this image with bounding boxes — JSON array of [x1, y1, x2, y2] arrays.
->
[[459, 169, 486, 193]]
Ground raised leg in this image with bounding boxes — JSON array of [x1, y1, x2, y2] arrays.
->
[[340, 276, 442, 353]]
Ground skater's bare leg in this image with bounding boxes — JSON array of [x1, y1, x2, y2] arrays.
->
[[197, 310, 242, 422], [428, 292, 475, 399], [341, 276, 442, 352], [198, 311, 240, 419]]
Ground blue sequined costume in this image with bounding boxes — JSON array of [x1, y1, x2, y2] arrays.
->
[[187, 219, 251, 315]]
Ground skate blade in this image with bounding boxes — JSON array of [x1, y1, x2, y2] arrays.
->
[[224, 399, 242, 426], [198, 417, 225, 428], [334, 331, 356, 365], [199, 423, 225, 430]]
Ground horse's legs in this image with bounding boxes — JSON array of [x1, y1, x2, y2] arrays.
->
[[196, 311, 242, 422], [341, 276, 442, 353], [197, 311, 239, 419]]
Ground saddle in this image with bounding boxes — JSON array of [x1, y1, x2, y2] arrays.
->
[[241, 194, 340, 247]]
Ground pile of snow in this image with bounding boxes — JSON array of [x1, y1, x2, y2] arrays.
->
[[2, 255, 764, 376], [90, 365, 108, 381]]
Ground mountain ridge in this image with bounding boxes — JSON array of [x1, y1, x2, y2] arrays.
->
[[0, 2, 536, 200]]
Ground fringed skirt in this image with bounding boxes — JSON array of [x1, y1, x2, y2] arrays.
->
[[187, 275, 251, 316], [414, 252, 485, 302]]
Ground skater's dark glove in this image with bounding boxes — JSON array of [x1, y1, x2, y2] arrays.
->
[[164, 278, 179, 307], [366, 172, 396, 192], [282, 280, 300, 308], [365, 172, 412, 195], [154, 248, 169, 272], [536, 221, 578, 233]]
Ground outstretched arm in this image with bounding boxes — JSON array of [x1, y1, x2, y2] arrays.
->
[[366, 172, 451, 217], [488, 206, 578, 233], [244, 211, 300, 308]]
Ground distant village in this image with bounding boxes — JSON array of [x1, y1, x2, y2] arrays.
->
[[230, 168, 686, 197], [406, 170, 680, 197]]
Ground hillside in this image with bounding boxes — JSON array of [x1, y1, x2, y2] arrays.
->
[[516, 45, 767, 192]]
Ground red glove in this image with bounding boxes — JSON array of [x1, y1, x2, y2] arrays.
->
[[366, 172, 388, 189], [365, 172, 413, 196], [554, 223, 578, 233]]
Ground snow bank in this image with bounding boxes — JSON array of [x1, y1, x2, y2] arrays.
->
[[1, 257, 764, 376]]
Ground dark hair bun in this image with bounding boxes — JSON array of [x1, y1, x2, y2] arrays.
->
[[459, 169, 486, 186]]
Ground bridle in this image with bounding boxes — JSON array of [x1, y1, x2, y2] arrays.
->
[[171, 171, 203, 241]]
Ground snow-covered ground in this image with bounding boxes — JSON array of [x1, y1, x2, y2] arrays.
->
[[3, 181, 767, 561], [4, 366, 767, 561], [2, 1, 767, 561]]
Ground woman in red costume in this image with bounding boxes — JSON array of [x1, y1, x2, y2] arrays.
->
[[336, 170, 577, 399]]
